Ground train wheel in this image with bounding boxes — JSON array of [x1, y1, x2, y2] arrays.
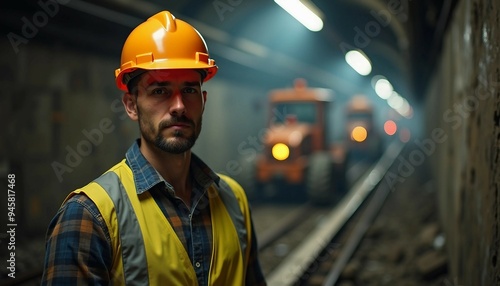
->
[[306, 152, 335, 204]]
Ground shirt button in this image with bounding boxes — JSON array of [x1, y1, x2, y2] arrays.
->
[[195, 262, 201, 268]]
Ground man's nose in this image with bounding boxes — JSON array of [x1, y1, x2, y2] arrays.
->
[[169, 93, 186, 115]]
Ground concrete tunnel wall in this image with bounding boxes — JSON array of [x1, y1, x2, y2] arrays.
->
[[424, 0, 500, 284]]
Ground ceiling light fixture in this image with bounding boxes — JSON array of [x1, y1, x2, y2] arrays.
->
[[274, 0, 324, 32], [345, 50, 372, 76], [374, 78, 394, 99]]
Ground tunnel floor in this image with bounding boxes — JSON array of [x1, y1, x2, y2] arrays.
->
[[333, 146, 450, 286]]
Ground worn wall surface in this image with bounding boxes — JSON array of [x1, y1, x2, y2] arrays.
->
[[425, 0, 500, 284], [0, 39, 137, 234]]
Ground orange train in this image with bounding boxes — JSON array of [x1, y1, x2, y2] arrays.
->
[[236, 79, 346, 204], [344, 95, 384, 164]]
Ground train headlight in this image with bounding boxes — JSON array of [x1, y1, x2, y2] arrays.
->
[[272, 143, 290, 161], [351, 126, 368, 142]]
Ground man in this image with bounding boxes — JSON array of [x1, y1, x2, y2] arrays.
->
[[42, 10, 266, 285]]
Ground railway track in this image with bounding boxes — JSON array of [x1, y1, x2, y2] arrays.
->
[[263, 140, 405, 285], [254, 202, 329, 277], [251, 150, 377, 276]]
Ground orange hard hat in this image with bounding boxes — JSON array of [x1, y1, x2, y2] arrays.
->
[[114, 11, 218, 91]]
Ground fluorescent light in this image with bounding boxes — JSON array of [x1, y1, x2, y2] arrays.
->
[[345, 50, 372, 76], [388, 92, 404, 109], [374, 78, 393, 99], [274, 0, 323, 32], [398, 97, 412, 118]]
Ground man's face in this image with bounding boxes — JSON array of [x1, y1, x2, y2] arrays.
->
[[133, 69, 206, 154]]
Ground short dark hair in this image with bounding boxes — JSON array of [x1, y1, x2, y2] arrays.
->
[[126, 73, 143, 96]]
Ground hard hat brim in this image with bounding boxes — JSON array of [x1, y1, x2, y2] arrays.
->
[[115, 60, 218, 92]]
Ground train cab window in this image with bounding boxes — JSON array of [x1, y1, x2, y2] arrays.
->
[[272, 102, 317, 124]]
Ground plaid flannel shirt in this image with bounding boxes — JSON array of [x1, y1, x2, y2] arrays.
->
[[42, 140, 266, 285]]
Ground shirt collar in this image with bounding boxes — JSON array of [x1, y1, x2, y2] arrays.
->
[[125, 139, 220, 194]]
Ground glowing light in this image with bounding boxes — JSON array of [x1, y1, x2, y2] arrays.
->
[[289, 131, 303, 146], [374, 78, 393, 99], [351, 126, 368, 142], [272, 143, 290, 161], [373, 76, 414, 119], [274, 0, 324, 32], [399, 127, 411, 143], [388, 92, 404, 109], [397, 98, 413, 119], [345, 50, 372, 76], [384, 120, 398, 136]]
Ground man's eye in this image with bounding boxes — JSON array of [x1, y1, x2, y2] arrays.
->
[[151, 88, 167, 95], [183, 87, 197, 94]]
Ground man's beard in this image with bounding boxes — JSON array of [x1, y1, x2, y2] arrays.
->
[[139, 112, 201, 154], [153, 126, 197, 154]]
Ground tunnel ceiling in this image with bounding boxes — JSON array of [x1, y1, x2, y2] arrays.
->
[[3, 0, 457, 104]]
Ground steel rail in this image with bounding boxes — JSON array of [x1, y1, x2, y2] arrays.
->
[[257, 202, 313, 252], [322, 162, 400, 285], [266, 140, 405, 285]]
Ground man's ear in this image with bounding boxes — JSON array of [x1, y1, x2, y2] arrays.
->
[[202, 90, 207, 111], [122, 92, 138, 121]]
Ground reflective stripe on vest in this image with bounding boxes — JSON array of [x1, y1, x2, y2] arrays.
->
[[94, 171, 148, 285], [215, 175, 248, 260], [69, 160, 251, 285]]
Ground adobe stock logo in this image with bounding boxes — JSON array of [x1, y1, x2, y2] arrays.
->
[[212, 0, 243, 21], [339, 0, 412, 53], [51, 99, 128, 183], [51, 119, 116, 182], [384, 75, 500, 189], [7, 0, 71, 54]]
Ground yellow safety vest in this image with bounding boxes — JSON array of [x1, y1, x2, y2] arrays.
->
[[65, 159, 252, 285]]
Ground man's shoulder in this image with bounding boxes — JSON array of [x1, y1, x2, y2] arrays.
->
[[217, 174, 250, 210], [104, 158, 130, 176], [63, 159, 129, 205], [61, 193, 100, 219], [218, 174, 244, 196], [76, 159, 130, 189]]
